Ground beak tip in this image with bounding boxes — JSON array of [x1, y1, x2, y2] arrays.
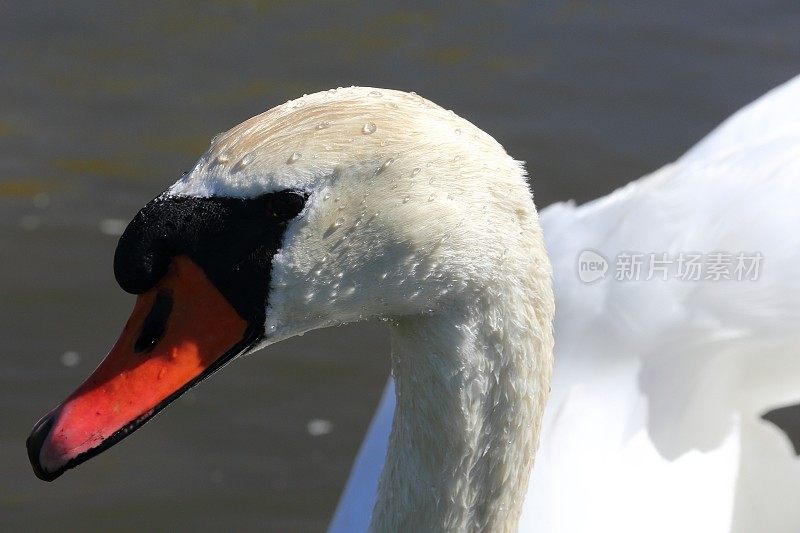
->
[[27, 410, 63, 482]]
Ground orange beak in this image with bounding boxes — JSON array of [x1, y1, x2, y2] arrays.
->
[[27, 256, 261, 481]]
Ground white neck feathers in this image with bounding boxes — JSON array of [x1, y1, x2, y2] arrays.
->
[[372, 245, 554, 532]]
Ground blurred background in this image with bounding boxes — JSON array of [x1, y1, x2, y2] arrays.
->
[[2, 1, 799, 530]]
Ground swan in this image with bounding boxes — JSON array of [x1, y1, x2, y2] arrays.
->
[[26, 76, 800, 532], [28, 86, 554, 532]]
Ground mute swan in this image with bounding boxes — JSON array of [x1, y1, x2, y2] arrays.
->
[[27, 76, 800, 532]]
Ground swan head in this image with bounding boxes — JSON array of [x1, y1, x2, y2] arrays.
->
[[27, 87, 545, 481]]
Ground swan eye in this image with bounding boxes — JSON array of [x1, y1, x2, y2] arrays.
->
[[268, 190, 306, 219]]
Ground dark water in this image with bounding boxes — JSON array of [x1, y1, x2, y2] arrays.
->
[[2, 1, 798, 530]]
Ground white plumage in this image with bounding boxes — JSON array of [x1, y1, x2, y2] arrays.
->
[[155, 75, 800, 531], [331, 75, 800, 532]]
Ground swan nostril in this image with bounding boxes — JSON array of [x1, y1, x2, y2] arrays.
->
[[134, 290, 174, 353]]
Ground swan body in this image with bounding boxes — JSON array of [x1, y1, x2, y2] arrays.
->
[[332, 75, 800, 532], [29, 88, 554, 531]]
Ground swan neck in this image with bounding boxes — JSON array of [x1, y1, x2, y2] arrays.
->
[[371, 289, 553, 532]]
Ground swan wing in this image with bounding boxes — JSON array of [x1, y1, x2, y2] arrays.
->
[[523, 73, 800, 533], [331, 74, 800, 533]]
